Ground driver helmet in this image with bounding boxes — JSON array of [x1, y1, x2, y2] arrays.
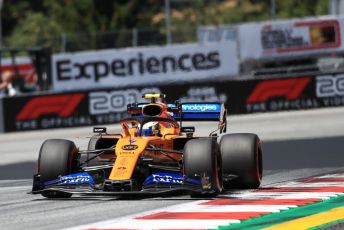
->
[[141, 122, 160, 136]]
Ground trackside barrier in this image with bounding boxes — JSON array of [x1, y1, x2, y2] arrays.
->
[[0, 97, 4, 133], [1, 73, 344, 132]]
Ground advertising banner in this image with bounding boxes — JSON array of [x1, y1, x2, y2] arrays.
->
[[239, 16, 344, 60], [3, 73, 344, 132], [3, 87, 160, 132], [52, 42, 239, 91], [237, 75, 344, 114]]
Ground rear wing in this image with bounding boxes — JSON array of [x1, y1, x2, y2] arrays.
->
[[128, 102, 225, 120], [127, 102, 227, 133], [174, 103, 224, 121], [178, 103, 227, 133]]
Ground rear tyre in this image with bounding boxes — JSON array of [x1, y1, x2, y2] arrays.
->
[[220, 133, 262, 189], [184, 138, 222, 197], [38, 139, 79, 198]]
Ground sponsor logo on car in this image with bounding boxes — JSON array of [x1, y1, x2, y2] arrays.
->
[[60, 175, 92, 185], [44, 172, 94, 186], [151, 173, 184, 184], [182, 103, 220, 112], [116, 167, 127, 176], [121, 145, 138, 151], [129, 139, 136, 144], [143, 173, 187, 186]]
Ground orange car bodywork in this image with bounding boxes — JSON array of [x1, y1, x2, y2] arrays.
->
[[105, 101, 184, 181]]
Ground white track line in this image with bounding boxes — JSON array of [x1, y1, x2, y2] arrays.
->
[[279, 182, 344, 187], [166, 204, 295, 212], [68, 219, 239, 230], [226, 192, 341, 199], [316, 174, 344, 178]]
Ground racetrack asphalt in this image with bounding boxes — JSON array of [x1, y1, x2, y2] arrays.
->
[[0, 107, 343, 229]]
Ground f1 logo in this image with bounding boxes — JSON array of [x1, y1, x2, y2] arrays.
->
[[247, 77, 311, 103], [16, 94, 84, 120]]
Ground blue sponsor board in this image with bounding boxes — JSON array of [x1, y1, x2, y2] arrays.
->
[[44, 172, 95, 186], [143, 172, 201, 186], [180, 113, 220, 119], [172, 103, 222, 121], [182, 103, 221, 113]]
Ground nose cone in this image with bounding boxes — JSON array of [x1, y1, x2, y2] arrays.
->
[[110, 138, 149, 180]]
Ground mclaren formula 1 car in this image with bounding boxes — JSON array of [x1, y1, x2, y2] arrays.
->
[[31, 94, 262, 198]]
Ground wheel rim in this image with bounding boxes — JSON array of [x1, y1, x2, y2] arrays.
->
[[256, 140, 263, 183]]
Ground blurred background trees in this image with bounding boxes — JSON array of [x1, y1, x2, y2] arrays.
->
[[2, 0, 329, 52]]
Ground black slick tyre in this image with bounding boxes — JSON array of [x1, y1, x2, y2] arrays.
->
[[82, 135, 118, 166], [184, 138, 222, 197], [81, 135, 100, 167], [38, 139, 79, 198], [220, 133, 262, 189]]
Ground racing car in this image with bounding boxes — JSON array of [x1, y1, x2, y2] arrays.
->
[[31, 93, 262, 198]]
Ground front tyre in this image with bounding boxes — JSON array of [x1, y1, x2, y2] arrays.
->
[[38, 139, 79, 198], [184, 138, 222, 197]]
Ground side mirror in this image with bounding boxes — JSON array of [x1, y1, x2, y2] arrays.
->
[[93, 127, 107, 134], [211, 133, 218, 138], [181, 126, 195, 133]]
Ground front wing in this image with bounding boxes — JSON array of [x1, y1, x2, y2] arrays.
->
[[31, 172, 215, 197], [31, 186, 204, 197]]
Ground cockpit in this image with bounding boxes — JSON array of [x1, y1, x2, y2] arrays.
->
[[120, 117, 180, 138]]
